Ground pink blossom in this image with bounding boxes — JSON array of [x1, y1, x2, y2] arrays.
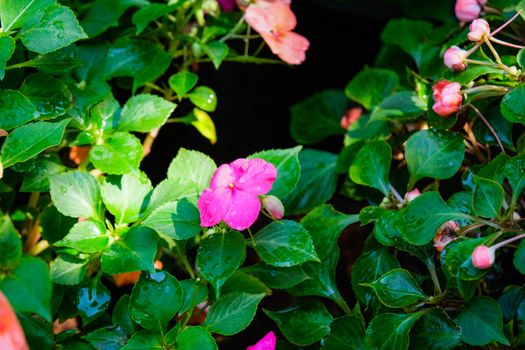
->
[[404, 188, 421, 202], [434, 220, 459, 252], [432, 80, 463, 117], [198, 158, 277, 230], [247, 331, 277, 350], [455, 0, 483, 22], [262, 195, 285, 219], [468, 19, 491, 42], [218, 0, 236, 11], [444, 46, 468, 71], [244, 2, 309, 65], [471, 245, 495, 269], [340, 107, 363, 130], [0, 291, 29, 350]]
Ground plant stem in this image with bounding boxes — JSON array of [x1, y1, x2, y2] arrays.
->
[[425, 258, 443, 295], [174, 243, 196, 279], [489, 36, 525, 49], [142, 127, 160, 158], [467, 103, 506, 154], [220, 16, 246, 42], [390, 184, 404, 203], [492, 233, 525, 250]]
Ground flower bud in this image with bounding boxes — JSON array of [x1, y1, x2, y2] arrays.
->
[[455, 0, 482, 22], [432, 80, 463, 117], [404, 188, 421, 202], [468, 19, 491, 42], [444, 46, 468, 71], [433, 220, 459, 252], [471, 245, 495, 269], [262, 195, 284, 219], [340, 107, 363, 130]]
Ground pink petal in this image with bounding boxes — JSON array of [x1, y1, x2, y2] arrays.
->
[[0, 292, 29, 350], [244, 5, 273, 34], [198, 187, 231, 227], [218, 0, 236, 11], [273, 31, 309, 65], [230, 158, 277, 195], [266, 2, 297, 32], [247, 331, 277, 350], [223, 189, 261, 230], [210, 164, 235, 188]]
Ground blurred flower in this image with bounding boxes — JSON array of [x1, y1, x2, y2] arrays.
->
[[244, 2, 309, 64], [198, 158, 277, 230], [0, 291, 29, 350], [404, 188, 421, 202], [340, 107, 362, 130], [247, 331, 276, 350], [262, 195, 284, 219], [444, 46, 468, 71], [113, 260, 164, 287], [468, 19, 491, 42], [455, 0, 484, 22], [53, 318, 78, 335], [432, 80, 463, 117], [218, 0, 236, 11], [471, 245, 495, 269], [69, 146, 91, 165], [434, 221, 459, 252]]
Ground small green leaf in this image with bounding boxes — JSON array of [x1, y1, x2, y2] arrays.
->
[[25, 46, 80, 73], [179, 280, 208, 315], [364, 312, 425, 350], [191, 108, 217, 144], [501, 83, 525, 124], [83, 326, 128, 350], [143, 200, 201, 240], [370, 91, 426, 122], [264, 300, 333, 346], [90, 132, 143, 175], [321, 316, 364, 350], [196, 231, 246, 296], [504, 153, 525, 204], [167, 148, 217, 192], [1, 119, 69, 168], [345, 68, 399, 110], [0, 216, 22, 268], [188, 86, 217, 112], [203, 41, 229, 69], [178, 327, 218, 350], [169, 71, 199, 97], [55, 220, 108, 253], [457, 296, 510, 346], [254, 220, 318, 267], [143, 178, 200, 215], [132, 3, 181, 35], [350, 141, 392, 195], [118, 94, 176, 133], [472, 176, 504, 218], [121, 330, 162, 350], [51, 255, 88, 285], [80, 0, 129, 38], [221, 271, 271, 296], [241, 263, 309, 289], [0, 90, 39, 130], [0, 36, 15, 80], [204, 292, 265, 336], [130, 271, 183, 331], [112, 295, 135, 334], [40, 206, 76, 244], [411, 309, 461, 350], [20, 73, 72, 118], [19, 156, 66, 192], [49, 171, 101, 219]]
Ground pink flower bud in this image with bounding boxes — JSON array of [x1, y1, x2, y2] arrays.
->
[[468, 19, 491, 42], [262, 195, 284, 219], [340, 107, 363, 130], [455, 0, 482, 22], [434, 220, 459, 252], [247, 331, 276, 350], [444, 46, 468, 71], [432, 80, 463, 117], [471, 245, 495, 269], [404, 189, 421, 202]]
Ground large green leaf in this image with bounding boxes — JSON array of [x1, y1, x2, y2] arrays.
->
[[49, 171, 101, 219], [55, 220, 108, 253], [254, 220, 318, 267], [405, 129, 465, 188], [364, 312, 425, 350], [0, 216, 21, 268], [220, 271, 270, 296], [321, 316, 364, 350], [80, 0, 131, 38], [169, 71, 198, 97], [472, 176, 504, 218], [1, 119, 69, 168], [121, 330, 162, 350], [83, 326, 128, 350], [89, 132, 143, 175], [370, 91, 426, 122], [0, 36, 15, 79], [0, 90, 39, 130], [264, 300, 333, 346], [143, 200, 201, 241], [188, 86, 217, 112], [349, 140, 392, 195], [167, 148, 217, 193], [50, 255, 88, 285], [241, 263, 309, 289], [441, 237, 491, 281], [118, 94, 176, 132], [19, 73, 72, 118], [0, 0, 55, 32], [345, 68, 399, 110], [411, 309, 461, 350], [501, 84, 525, 124]]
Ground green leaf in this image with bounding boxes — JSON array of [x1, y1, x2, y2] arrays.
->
[[0, 257, 51, 321], [381, 19, 433, 67], [498, 286, 524, 321], [55, 220, 108, 253], [80, 0, 129, 38], [102, 172, 152, 224], [0, 90, 39, 130], [282, 149, 338, 215], [478, 153, 509, 184], [40, 206, 76, 244], [20, 73, 72, 118], [1, 119, 69, 168], [264, 300, 333, 346], [514, 239, 525, 274], [364, 312, 425, 350], [447, 65, 504, 86], [143, 200, 201, 241], [411, 309, 461, 350], [25, 46, 80, 73], [221, 271, 271, 296], [132, 3, 181, 35], [100, 226, 158, 274], [121, 330, 162, 350], [169, 71, 199, 97], [457, 296, 510, 346], [351, 248, 399, 305], [19, 5, 87, 54], [254, 220, 318, 267], [179, 280, 208, 315], [504, 153, 525, 204], [178, 326, 217, 350], [321, 316, 364, 350], [118, 94, 176, 132], [112, 295, 135, 334], [290, 90, 348, 144], [188, 86, 217, 112], [49, 171, 101, 219], [203, 41, 229, 69], [350, 141, 392, 195], [405, 129, 465, 187], [0, 36, 15, 80], [83, 326, 128, 350], [0, 216, 21, 268], [77, 277, 111, 319], [345, 68, 399, 110], [204, 292, 265, 336], [90, 132, 143, 175], [191, 108, 218, 144], [441, 237, 490, 280], [241, 263, 309, 289], [143, 178, 200, 215], [0, 0, 55, 32], [130, 271, 183, 331], [50, 255, 88, 285], [398, 192, 462, 246], [370, 91, 426, 122], [362, 268, 427, 308], [300, 204, 358, 259], [167, 148, 217, 193], [501, 83, 525, 124], [472, 176, 504, 218], [248, 146, 302, 198], [196, 231, 246, 296], [372, 209, 402, 246], [472, 105, 514, 150]]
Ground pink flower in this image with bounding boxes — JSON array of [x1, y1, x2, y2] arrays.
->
[[471, 245, 495, 269], [262, 195, 285, 219], [244, 2, 309, 65], [455, 0, 484, 22], [0, 291, 29, 350], [432, 80, 463, 117], [247, 331, 276, 350], [468, 19, 491, 42], [404, 188, 421, 202], [434, 220, 459, 252], [340, 107, 363, 130], [198, 158, 277, 230], [444, 46, 468, 71], [218, 0, 237, 11]]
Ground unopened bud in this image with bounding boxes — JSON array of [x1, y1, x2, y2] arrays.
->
[[468, 19, 491, 42], [404, 189, 421, 202], [455, 0, 483, 22], [444, 46, 468, 71], [262, 195, 284, 219], [471, 245, 495, 269], [340, 107, 363, 130], [432, 80, 463, 117]]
